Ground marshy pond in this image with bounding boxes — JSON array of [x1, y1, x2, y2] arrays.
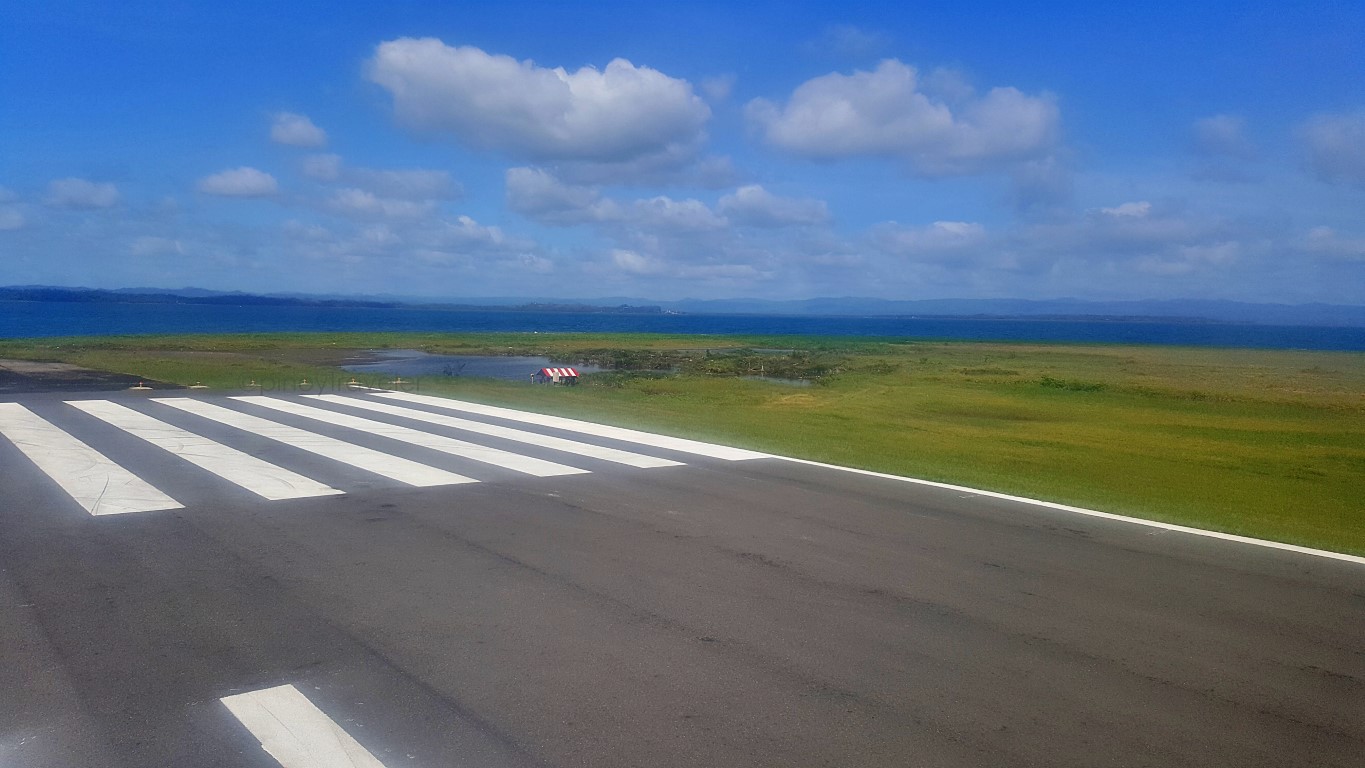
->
[[341, 349, 603, 381]]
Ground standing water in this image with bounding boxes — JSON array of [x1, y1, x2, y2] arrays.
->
[[340, 349, 604, 381]]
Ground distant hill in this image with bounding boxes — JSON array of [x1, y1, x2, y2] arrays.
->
[[0, 286, 397, 309], [414, 295, 1365, 326], [656, 297, 1365, 327], [2, 286, 1361, 327], [0, 286, 660, 315]]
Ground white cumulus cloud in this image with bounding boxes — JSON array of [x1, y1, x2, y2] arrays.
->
[[302, 154, 459, 199], [1192, 115, 1256, 159], [437, 215, 513, 249], [327, 188, 436, 219], [717, 185, 830, 228], [611, 248, 664, 275], [0, 187, 28, 231], [699, 74, 736, 103], [505, 167, 613, 224], [630, 196, 726, 233], [1100, 201, 1152, 218], [1013, 202, 1240, 280], [1299, 109, 1365, 185], [606, 248, 760, 282], [129, 236, 186, 256], [301, 153, 343, 181], [197, 167, 279, 197], [366, 38, 711, 164], [505, 167, 724, 232], [1302, 226, 1365, 260], [348, 168, 458, 200], [283, 220, 334, 242], [1136, 241, 1241, 276], [805, 24, 892, 58], [1190, 115, 1259, 183], [1074, 202, 1209, 251], [872, 221, 988, 257], [45, 178, 120, 208], [0, 207, 24, 230], [271, 112, 328, 147], [746, 59, 1059, 175]]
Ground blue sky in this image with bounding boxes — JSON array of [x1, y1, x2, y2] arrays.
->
[[2, 1, 1363, 303]]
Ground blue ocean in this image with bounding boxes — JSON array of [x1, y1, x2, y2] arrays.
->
[[2, 301, 1363, 351]]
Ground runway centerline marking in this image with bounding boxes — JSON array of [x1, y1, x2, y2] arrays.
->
[[152, 398, 474, 488], [369, 391, 770, 461], [67, 399, 343, 501], [305, 394, 683, 469], [0, 402, 182, 514], [235, 395, 588, 478], [220, 683, 389, 768]]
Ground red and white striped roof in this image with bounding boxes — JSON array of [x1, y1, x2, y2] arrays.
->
[[539, 367, 579, 377]]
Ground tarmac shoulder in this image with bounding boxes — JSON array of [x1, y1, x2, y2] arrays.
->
[[0, 358, 180, 395]]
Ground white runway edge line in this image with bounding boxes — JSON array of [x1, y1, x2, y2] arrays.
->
[[235, 396, 588, 478], [784, 457, 1365, 567], [0, 402, 181, 515], [305, 394, 684, 469], [359, 392, 1363, 567], [153, 398, 474, 488], [369, 391, 770, 461], [220, 684, 388, 768], [67, 400, 343, 502]]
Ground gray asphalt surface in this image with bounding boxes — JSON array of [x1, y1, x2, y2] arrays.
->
[[1, 390, 1362, 767]]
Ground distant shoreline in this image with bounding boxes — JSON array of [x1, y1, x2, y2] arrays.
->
[[5, 285, 1364, 327], [0, 295, 1226, 325], [0, 287, 663, 315], [3, 300, 1364, 351]]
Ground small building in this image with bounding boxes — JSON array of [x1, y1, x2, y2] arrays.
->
[[531, 367, 580, 385]]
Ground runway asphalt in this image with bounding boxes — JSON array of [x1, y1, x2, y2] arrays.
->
[[1, 388, 1361, 767]]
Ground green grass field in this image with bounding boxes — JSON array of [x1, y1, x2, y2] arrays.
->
[[3, 332, 1362, 555]]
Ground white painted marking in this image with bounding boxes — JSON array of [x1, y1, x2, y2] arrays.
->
[[152, 398, 474, 488], [369, 391, 770, 461], [235, 396, 588, 478], [305, 394, 684, 469], [67, 400, 343, 501], [359, 391, 1364, 566], [782, 457, 1365, 567], [0, 402, 181, 514], [220, 684, 388, 768]]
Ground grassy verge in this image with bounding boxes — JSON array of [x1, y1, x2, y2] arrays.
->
[[2, 332, 1362, 555]]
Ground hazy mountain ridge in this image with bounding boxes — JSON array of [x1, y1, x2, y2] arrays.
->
[[3, 286, 1363, 327], [660, 297, 1365, 326], [0, 287, 661, 315]]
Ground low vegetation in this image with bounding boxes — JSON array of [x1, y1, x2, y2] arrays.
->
[[2, 332, 1361, 555]]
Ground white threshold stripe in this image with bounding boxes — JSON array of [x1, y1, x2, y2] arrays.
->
[[357, 391, 1362, 566], [782, 457, 1365, 566], [305, 394, 684, 469], [235, 396, 588, 478], [152, 398, 474, 488], [220, 684, 388, 768], [0, 402, 182, 515], [369, 391, 770, 461], [67, 400, 343, 502]]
